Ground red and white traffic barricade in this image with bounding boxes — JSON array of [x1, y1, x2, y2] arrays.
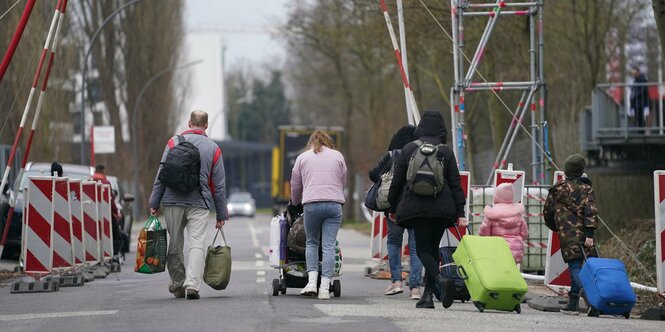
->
[[52, 177, 74, 270], [655, 171, 665, 293], [23, 176, 55, 277], [370, 212, 389, 261], [493, 167, 526, 203], [440, 171, 471, 247], [99, 184, 113, 260], [68, 179, 85, 265], [81, 180, 100, 264]]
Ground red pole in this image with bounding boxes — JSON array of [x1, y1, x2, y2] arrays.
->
[[0, 0, 37, 83], [0, 0, 67, 258]]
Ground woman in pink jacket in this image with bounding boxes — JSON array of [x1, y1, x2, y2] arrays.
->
[[479, 183, 528, 264], [291, 131, 347, 300]]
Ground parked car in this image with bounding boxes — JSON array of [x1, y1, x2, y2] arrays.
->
[[227, 192, 256, 217], [107, 176, 134, 253], [0, 163, 94, 259]]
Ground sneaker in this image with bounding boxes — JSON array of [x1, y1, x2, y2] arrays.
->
[[186, 288, 200, 300], [384, 281, 404, 296], [300, 283, 318, 296], [560, 307, 579, 315], [409, 288, 422, 300], [169, 284, 185, 299], [318, 288, 331, 300]]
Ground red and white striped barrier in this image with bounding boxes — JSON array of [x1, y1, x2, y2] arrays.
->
[[82, 181, 100, 263], [52, 177, 74, 270], [655, 171, 665, 293], [69, 179, 85, 265], [23, 176, 55, 276], [99, 184, 113, 260], [493, 168, 525, 203], [370, 212, 388, 261], [440, 171, 471, 247]]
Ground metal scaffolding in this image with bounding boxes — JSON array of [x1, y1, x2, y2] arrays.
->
[[448, 0, 549, 185]]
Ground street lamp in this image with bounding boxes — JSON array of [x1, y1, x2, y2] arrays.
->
[[130, 59, 203, 219], [79, 0, 146, 165]]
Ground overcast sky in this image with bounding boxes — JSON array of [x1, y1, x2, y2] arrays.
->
[[185, 0, 291, 68]]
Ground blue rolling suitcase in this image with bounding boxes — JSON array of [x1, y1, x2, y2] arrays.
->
[[579, 247, 636, 319]]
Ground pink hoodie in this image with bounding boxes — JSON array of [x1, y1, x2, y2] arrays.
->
[[291, 147, 347, 205], [479, 183, 528, 263]]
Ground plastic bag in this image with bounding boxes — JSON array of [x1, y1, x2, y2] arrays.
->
[[134, 215, 167, 274]]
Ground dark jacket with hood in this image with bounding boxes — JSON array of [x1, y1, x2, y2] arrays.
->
[[387, 111, 466, 227], [368, 125, 416, 183]]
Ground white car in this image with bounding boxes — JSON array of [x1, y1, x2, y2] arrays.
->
[[227, 192, 256, 217]]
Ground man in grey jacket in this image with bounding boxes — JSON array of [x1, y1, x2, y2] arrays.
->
[[149, 110, 228, 300]]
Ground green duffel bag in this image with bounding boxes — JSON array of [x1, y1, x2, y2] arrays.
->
[[203, 228, 232, 290]]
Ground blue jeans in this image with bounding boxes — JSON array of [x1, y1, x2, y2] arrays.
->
[[303, 202, 342, 279], [386, 219, 422, 288], [568, 259, 583, 296]]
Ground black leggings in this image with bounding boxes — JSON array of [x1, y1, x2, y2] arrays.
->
[[413, 221, 448, 285]]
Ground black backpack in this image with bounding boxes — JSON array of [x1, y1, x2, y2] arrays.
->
[[158, 135, 201, 193]]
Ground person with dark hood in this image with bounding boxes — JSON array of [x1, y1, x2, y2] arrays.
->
[[368, 125, 423, 300], [387, 110, 466, 309]]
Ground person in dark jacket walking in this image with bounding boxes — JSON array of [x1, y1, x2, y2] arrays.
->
[[369, 125, 423, 300], [388, 110, 467, 309]]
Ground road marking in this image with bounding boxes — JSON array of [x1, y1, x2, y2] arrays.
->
[[0, 310, 119, 321], [247, 221, 260, 248], [256, 270, 266, 276], [256, 278, 266, 283], [255, 260, 264, 267], [255, 253, 262, 259]]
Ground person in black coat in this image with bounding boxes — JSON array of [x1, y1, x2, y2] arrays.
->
[[387, 110, 467, 309], [630, 66, 649, 129], [368, 125, 424, 300]]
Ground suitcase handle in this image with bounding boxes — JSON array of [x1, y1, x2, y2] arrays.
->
[[457, 265, 468, 280], [580, 242, 599, 261]]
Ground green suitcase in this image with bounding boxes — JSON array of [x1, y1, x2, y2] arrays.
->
[[452, 235, 527, 313]]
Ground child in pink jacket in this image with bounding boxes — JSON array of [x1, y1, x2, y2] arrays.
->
[[479, 183, 528, 264]]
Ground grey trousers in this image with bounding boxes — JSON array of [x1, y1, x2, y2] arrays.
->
[[163, 206, 209, 291]]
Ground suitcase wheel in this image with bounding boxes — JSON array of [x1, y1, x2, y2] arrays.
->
[[333, 280, 341, 297], [272, 279, 280, 296], [623, 312, 630, 319], [280, 278, 287, 294], [473, 301, 485, 313], [587, 306, 600, 317], [514, 305, 521, 314]]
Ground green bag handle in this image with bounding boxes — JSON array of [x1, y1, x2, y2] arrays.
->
[[212, 228, 228, 247], [144, 215, 162, 230]]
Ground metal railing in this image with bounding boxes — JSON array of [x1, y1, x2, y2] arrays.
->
[[586, 83, 665, 150]]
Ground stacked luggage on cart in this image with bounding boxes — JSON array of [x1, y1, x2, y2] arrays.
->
[[268, 204, 342, 296]]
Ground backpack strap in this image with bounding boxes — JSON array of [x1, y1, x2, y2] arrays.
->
[[414, 139, 424, 147], [177, 135, 186, 144]]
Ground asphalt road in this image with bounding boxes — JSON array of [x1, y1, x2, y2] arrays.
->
[[0, 213, 662, 332]]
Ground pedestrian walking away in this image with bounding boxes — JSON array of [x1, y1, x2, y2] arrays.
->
[[92, 164, 124, 259], [369, 124, 423, 300], [387, 110, 467, 310], [544, 154, 598, 315], [630, 65, 649, 130], [479, 183, 528, 265], [291, 130, 347, 300], [148, 110, 229, 300]]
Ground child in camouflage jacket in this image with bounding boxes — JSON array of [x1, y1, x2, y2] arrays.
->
[[543, 154, 598, 315]]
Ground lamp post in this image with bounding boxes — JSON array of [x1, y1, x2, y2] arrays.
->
[[130, 59, 203, 219], [79, 0, 146, 164]]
